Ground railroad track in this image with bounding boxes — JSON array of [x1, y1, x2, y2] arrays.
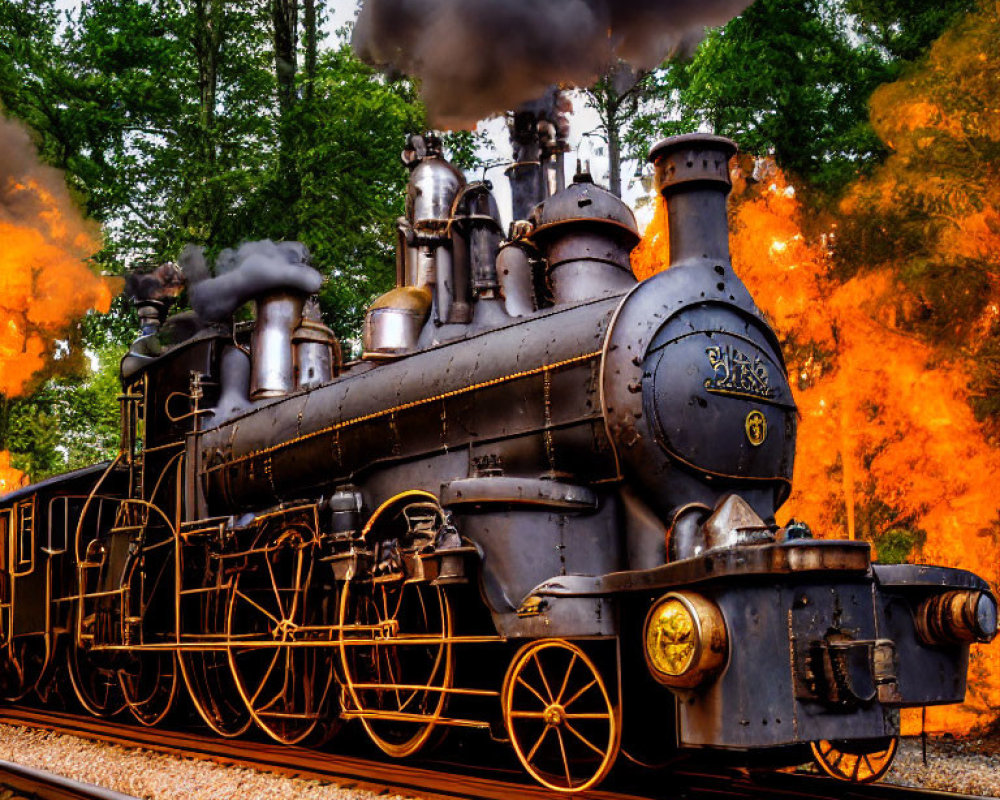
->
[[0, 706, 986, 800], [0, 757, 139, 800]]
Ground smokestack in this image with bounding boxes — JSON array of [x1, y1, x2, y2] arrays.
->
[[648, 133, 737, 270], [251, 292, 306, 399], [505, 89, 571, 222]]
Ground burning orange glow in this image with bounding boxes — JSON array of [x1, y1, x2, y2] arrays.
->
[[0, 115, 115, 490], [732, 166, 1000, 735], [0, 451, 26, 495], [630, 194, 669, 281]]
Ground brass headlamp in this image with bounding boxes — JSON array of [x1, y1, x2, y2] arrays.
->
[[643, 592, 728, 689]]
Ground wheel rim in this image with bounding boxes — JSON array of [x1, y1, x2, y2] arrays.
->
[[119, 528, 177, 726], [178, 649, 253, 737], [0, 636, 46, 702], [339, 578, 452, 758], [67, 633, 125, 717], [502, 639, 620, 793], [178, 578, 252, 737], [811, 737, 898, 783], [120, 651, 177, 726], [226, 525, 334, 745]]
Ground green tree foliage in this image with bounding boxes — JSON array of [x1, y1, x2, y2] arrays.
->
[[0, 1, 425, 480], [295, 44, 424, 340], [610, 0, 977, 197], [648, 0, 889, 193], [846, 0, 975, 63]]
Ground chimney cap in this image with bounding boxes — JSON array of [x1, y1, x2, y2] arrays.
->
[[647, 132, 737, 163], [647, 133, 738, 198]]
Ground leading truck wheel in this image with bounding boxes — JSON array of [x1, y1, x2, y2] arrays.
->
[[502, 639, 620, 793], [811, 737, 898, 783]]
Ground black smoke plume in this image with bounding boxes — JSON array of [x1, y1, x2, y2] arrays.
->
[[124, 262, 185, 302], [353, 0, 753, 129], [181, 240, 322, 323]]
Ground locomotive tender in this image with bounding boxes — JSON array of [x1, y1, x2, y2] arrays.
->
[[0, 132, 996, 793]]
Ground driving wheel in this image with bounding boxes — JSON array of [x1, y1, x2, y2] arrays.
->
[[226, 523, 336, 744], [339, 577, 452, 758]]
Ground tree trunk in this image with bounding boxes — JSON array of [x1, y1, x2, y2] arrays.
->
[[190, 0, 223, 240], [606, 102, 622, 198], [303, 0, 316, 102], [272, 0, 300, 236]]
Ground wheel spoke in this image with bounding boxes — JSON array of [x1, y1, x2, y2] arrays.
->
[[863, 754, 874, 778], [265, 556, 286, 620], [565, 720, 606, 758], [555, 653, 577, 705], [250, 648, 281, 705], [526, 724, 552, 762], [235, 588, 280, 626], [516, 675, 549, 706], [555, 727, 573, 789], [287, 547, 305, 620], [532, 651, 555, 703], [561, 677, 597, 710]]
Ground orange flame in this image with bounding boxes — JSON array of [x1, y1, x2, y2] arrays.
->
[[0, 115, 115, 489], [630, 194, 670, 281], [0, 451, 26, 494]]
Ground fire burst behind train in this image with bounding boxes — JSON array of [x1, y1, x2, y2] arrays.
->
[[0, 129, 995, 793]]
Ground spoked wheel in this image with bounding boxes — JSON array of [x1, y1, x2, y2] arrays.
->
[[226, 524, 336, 745], [67, 633, 125, 717], [339, 577, 453, 758], [0, 635, 47, 702], [119, 650, 177, 726], [811, 737, 898, 783], [69, 541, 125, 718], [119, 529, 178, 726], [178, 582, 252, 737], [502, 639, 620, 793]]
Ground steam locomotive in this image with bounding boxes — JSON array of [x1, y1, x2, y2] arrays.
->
[[0, 131, 995, 793]]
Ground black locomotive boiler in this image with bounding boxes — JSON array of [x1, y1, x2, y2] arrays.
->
[[0, 132, 995, 793]]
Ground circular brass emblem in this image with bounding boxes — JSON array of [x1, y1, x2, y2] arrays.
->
[[745, 410, 767, 446]]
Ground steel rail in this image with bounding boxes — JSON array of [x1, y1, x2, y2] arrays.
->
[[0, 758, 140, 800], [0, 707, 987, 800]]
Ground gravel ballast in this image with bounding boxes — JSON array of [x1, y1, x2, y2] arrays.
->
[[0, 724, 415, 800], [885, 736, 1000, 797]]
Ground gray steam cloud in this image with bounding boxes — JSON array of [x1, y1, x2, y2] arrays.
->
[[182, 240, 322, 322], [353, 0, 753, 129]]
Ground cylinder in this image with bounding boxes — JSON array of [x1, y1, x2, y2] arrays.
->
[[497, 241, 535, 317], [250, 292, 306, 399], [648, 133, 738, 270]]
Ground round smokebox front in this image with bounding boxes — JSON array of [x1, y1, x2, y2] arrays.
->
[[642, 303, 797, 485]]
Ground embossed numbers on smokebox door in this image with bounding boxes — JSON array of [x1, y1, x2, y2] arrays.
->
[[704, 345, 773, 400]]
